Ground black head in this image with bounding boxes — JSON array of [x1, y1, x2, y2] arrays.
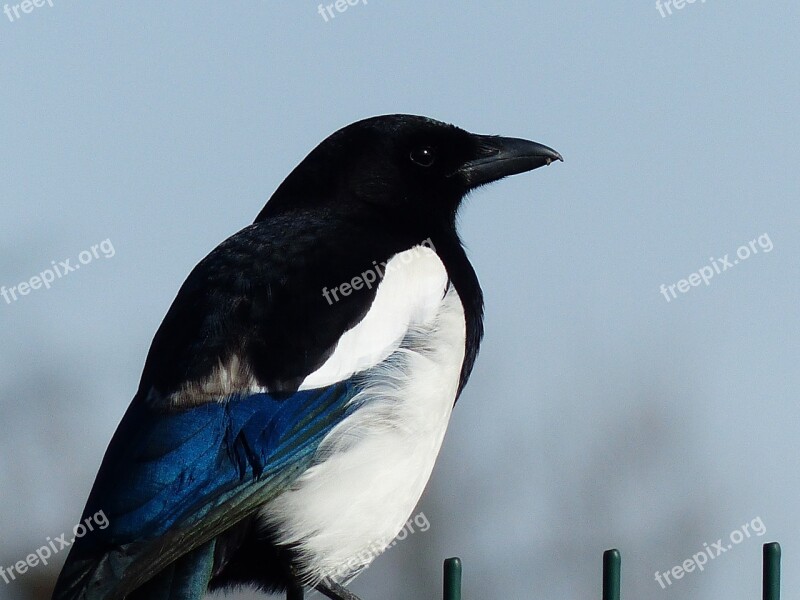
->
[[256, 114, 561, 226]]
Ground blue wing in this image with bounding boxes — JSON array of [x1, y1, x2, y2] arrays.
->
[[52, 381, 360, 600], [51, 217, 402, 600]]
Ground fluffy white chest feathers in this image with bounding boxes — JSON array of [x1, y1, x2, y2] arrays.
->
[[259, 245, 467, 584]]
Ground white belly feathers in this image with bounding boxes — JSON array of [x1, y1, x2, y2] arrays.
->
[[258, 244, 467, 584]]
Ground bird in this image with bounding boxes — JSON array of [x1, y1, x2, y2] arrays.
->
[[51, 114, 561, 600]]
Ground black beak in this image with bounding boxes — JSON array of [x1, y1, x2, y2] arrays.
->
[[458, 135, 563, 188]]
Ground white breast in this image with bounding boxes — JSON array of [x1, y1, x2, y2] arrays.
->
[[258, 245, 466, 585]]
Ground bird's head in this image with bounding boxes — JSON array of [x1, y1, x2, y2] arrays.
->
[[257, 114, 562, 227]]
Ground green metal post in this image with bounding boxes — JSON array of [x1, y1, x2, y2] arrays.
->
[[443, 557, 462, 600], [603, 549, 621, 600], [763, 542, 781, 600], [286, 582, 304, 600]]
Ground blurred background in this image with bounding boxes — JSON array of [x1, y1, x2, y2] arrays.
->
[[1, 2, 798, 599]]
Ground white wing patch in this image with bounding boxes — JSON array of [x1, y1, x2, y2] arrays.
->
[[299, 244, 449, 390], [164, 243, 448, 406]]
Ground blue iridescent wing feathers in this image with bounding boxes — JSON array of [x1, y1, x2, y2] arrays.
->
[[52, 381, 359, 600]]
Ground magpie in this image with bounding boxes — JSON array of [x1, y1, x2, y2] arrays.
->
[[51, 114, 561, 600]]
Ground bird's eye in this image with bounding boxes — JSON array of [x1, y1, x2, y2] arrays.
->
[[410, 146, 436, 167]]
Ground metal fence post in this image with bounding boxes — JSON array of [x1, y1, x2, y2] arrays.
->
[[603, 549, 621, 600], [443, 557, 462, 600], [763, 542, 781, 600], [286, 581, 304, 600]]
